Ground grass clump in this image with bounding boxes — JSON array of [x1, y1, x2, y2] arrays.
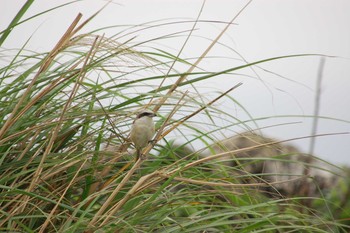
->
[[0, 1, 349, 232]]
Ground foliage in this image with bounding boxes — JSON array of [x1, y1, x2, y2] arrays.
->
[[0, 1, 349, 232]]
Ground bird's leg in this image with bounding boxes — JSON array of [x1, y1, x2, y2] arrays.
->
[[148, 139, 157, 145]]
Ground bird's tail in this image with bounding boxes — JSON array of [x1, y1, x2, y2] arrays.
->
[[135, 149, 141, 161]]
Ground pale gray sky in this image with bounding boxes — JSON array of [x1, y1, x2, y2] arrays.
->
[[1, 0, 350, 165]]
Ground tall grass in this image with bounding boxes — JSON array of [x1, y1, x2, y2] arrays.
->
[[0, 1, 349, 232]]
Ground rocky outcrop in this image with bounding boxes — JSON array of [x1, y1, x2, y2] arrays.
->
[[202, 131, 342, 197]]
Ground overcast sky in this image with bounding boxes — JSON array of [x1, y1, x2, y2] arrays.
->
[[2, 0, 350, 165]]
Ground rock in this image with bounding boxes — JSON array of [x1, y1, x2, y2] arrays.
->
[[202, 131, 341, 197]]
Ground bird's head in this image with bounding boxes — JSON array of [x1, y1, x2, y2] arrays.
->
[[136, 110, 157, 119]]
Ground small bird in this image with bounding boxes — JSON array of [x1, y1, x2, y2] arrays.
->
[[130, 110, 157, 160]]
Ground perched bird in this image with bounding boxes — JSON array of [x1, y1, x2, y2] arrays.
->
[[130, 110, 156, 160]]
